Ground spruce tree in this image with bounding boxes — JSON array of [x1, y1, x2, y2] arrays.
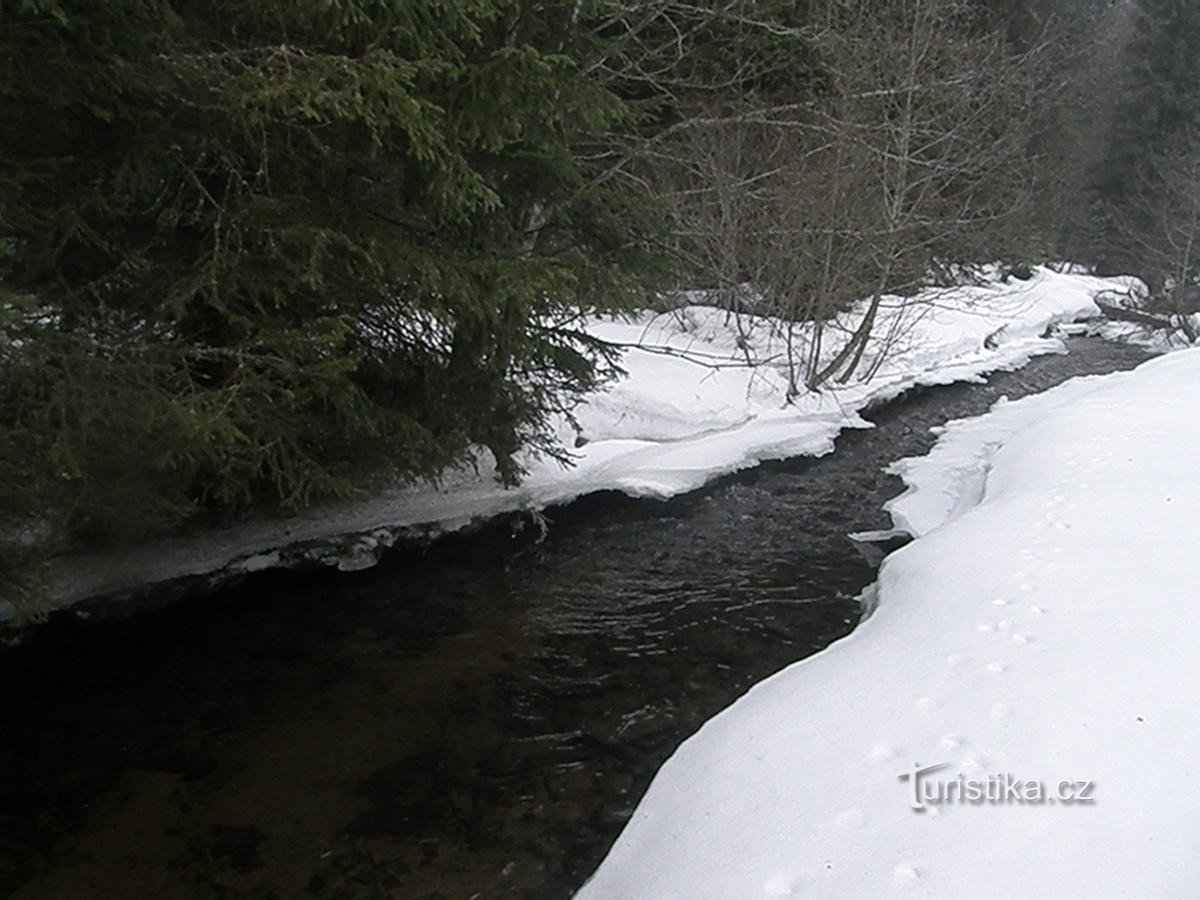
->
[[0, 0, 667, 592]]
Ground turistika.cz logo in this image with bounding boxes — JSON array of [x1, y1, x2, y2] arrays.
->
[[899, 762, 1096, 812]]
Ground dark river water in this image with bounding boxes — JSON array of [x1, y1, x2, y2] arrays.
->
[[0, 338, 1149, 900]]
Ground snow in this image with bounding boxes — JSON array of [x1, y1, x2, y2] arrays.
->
[[30, 267, 1139, 618], [1089, 283, 1200, 351], [882, 375, 1119, 537], [575, 347, 1200, 900], [1093, 316, 1199, 353]]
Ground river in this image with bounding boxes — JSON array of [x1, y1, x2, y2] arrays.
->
[[0, 338, 1149, 899]]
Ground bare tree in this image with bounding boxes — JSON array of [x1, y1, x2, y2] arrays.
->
[[809, 0, 1045, 384], [629, 0, 1048, 392]]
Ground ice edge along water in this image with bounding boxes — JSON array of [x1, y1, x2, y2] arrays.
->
[[577, 346, 1200, 900], [25, 267, 1139, 620]]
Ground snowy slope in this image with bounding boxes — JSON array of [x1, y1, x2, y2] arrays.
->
[[557, 267, 1130, 498], [34, 267, 1137, 617], [576, 348, 1200, 900]]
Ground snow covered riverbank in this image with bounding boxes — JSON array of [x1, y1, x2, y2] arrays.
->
[[576, 347, 1200, 900], [30, 267, 1139, 619]]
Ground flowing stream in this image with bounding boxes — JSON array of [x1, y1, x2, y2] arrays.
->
[[0, 338, 1149, 900]]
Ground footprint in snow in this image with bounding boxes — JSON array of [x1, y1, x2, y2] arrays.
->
[[762, 875, 797, 898], [960, 751, 988, 770], [892, 863, 922, 889], [1013, 573, 1037, 593]]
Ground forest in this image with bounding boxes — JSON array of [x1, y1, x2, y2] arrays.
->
[[1, 0, 1197, 603]]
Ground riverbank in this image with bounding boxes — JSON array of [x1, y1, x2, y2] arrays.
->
[[577, 347, 1200, 900], [23, 267, 1141, 623], [0, 338, 1151, 900]]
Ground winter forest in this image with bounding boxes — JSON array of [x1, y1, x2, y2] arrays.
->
[[1, 0, 1196, 598], [2, 2, 1200, 899]]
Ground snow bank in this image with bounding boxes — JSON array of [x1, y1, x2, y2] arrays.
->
[[34, 267, 1134, 617], [576, 347, 1200, 900], [1093, 317, 1199, 353], [881, 374, 1117, 537]]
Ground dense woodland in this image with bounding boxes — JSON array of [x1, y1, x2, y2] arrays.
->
[[0, 0, 1196, 602]]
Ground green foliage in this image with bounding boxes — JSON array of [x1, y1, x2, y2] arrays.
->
[[0, 0, 667, 582]]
